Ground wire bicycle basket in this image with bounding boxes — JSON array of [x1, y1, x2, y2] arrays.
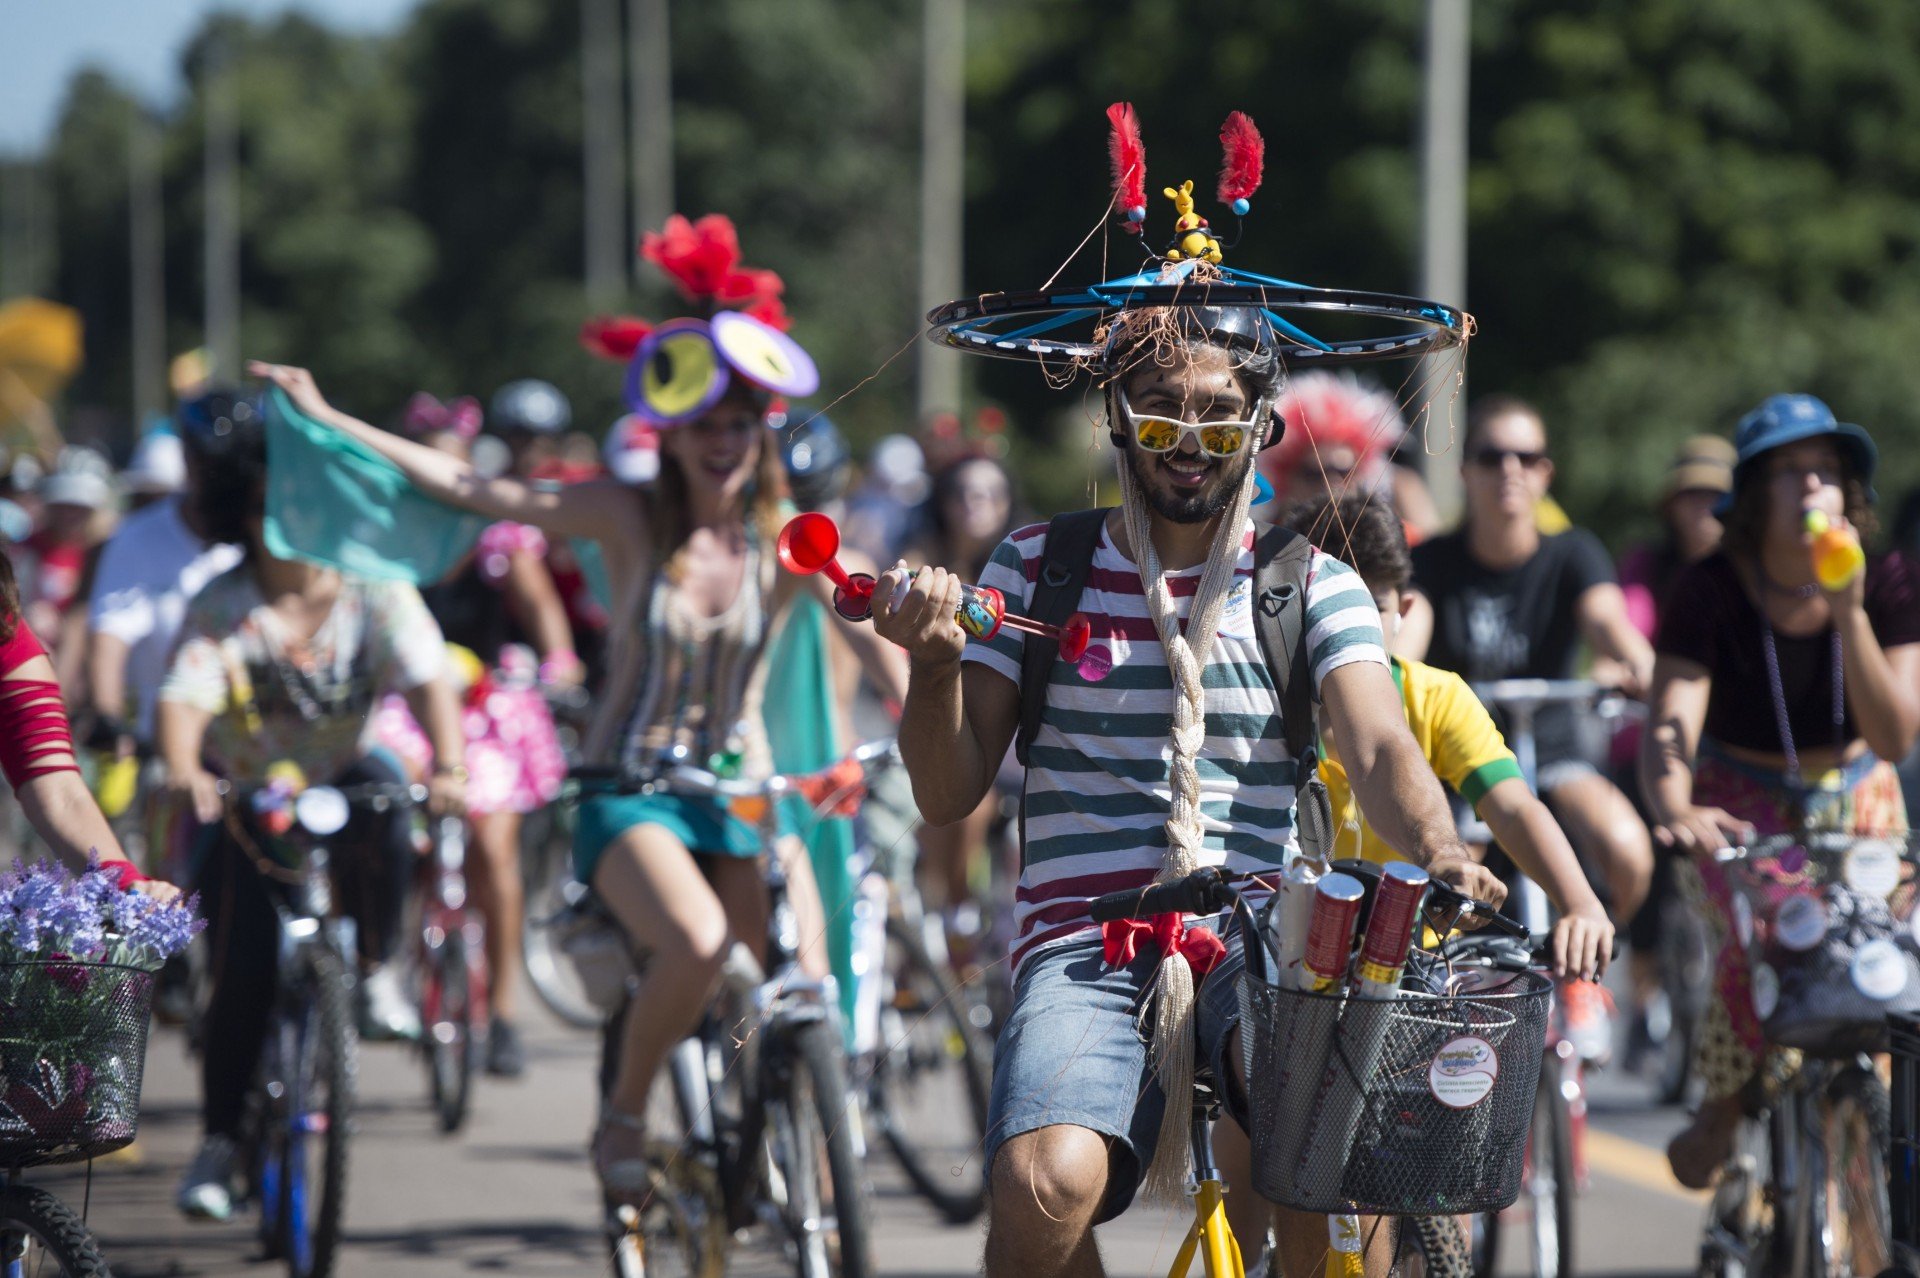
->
[[1239, 961, 1550, 1215], [0, 959, 156, 1168]]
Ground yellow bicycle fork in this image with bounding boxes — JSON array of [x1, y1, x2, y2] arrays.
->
[[1169, 1183, 1363, 1278]]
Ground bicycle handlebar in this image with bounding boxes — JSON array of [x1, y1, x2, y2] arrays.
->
[[1471, 678, 1638, 716], [1713, 830, 1920, 866], [569, 738, 900, 803], [1085, 865, 1524, 938]]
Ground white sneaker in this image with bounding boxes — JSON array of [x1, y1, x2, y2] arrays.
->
[[358, 964, 421, 1041], [176, 1134, 238, 1221]]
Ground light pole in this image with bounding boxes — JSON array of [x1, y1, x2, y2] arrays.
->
[[1416, 0, 1469, 524], [627, 0, 673, 256], [916, 0, 965, 423], [582, 0, 626, 308], [130, 105, 166, 426], [204, 34, 241, 383]]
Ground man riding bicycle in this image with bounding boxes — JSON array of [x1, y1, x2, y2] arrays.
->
[[875, 302, 1504, 1276]]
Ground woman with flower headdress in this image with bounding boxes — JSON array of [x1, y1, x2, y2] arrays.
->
[[369, 390, 578, 1078], [250, 213, 907, 1202]]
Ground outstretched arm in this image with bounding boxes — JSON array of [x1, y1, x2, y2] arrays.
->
[[249, 362, 644, 546]]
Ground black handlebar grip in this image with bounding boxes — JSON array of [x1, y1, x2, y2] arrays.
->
[[1087, 870, 1229, 922]]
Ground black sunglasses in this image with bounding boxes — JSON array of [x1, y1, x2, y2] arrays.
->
[[1468, 447, 1547, 469]]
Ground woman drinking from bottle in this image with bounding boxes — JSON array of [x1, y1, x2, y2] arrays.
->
[[1640, 394, 1920, 1186]]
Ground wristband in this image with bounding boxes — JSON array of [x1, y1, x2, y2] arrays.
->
[[105, 859, 149, 891]]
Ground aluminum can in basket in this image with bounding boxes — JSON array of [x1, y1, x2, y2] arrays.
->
[[1356, 861, 1428, 994], [1300, 873, 1364, 992]]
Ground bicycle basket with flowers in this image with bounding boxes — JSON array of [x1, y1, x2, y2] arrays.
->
[[0, 857, 203, 1167]]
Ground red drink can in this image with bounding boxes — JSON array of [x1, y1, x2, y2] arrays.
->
[[1358, 861, 1430, 989], [1300, 872, 1365, 992]]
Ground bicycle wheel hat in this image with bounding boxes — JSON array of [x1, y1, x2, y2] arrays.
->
[[1718, 393, 1878, 516], [578, 214, 818, 427], [488, 379, 571, 436]]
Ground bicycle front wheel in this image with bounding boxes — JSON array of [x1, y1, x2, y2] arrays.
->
[[1398, 1216, 1472, 1278], [423, 926, 477, 1134], [1473, 1054, 1573, 1278], [264, 945, 357, 1278], [1807, 1065, 1892, 1278], [868, 915, 991, 1223], [0, 1185, 111, 1277], [773, 1018, 873, 1278], [519, 804, 600, 1029]]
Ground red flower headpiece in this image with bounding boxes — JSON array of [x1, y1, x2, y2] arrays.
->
[[580, 213, 792, 362]]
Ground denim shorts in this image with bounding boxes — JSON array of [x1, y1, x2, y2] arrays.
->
[[984, 920, 1248, 1223]]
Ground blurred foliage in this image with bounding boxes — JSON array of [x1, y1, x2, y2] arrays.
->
[[10, 0, 1920, 540]]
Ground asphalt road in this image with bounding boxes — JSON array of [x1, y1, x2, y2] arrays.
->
[[21, 998, 1710, 1278]]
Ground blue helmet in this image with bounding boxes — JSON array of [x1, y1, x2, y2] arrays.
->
[[781, 412, 851, 509]]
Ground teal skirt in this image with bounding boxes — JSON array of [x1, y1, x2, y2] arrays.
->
[[572, 793, 779, 885]]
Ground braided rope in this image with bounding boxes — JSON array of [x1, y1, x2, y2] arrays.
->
[[1115, 411, 1264, 1204]]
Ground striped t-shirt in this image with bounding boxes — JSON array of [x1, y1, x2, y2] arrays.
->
[[965, 517, 1389, 972]]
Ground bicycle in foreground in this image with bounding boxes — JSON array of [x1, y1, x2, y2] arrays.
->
[[1, 956, 157, 1277], [1692, 830, 1919, 1278], [560, 745, 874, 1278], [1087, 859, 1544, 1278], [223, 777, 422, 1278]]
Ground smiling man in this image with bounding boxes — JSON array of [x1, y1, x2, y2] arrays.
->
[[873, 303, 1504, 1278]]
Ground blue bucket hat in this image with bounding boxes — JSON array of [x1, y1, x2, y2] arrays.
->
[[1717, 393, 1877, 516]]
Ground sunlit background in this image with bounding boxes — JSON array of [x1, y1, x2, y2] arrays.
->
[[6, 0, 1920, 539]]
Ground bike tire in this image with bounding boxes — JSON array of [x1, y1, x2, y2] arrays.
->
[[426, 928, 476, 1135], [869, 914, 991, 1224], [781, 1017, 874, 1278], [1401, 1215, 1472, 1278], [519, 804, 601, 1029], [278, 945, 356, 1278], [1809, 1065, 1893, 1278], [1656, 897, 1711, 1106], [0, 1185, 112, 1277], [1474, 1055, 1574, 1278]]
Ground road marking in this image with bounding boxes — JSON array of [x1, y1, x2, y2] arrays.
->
[[1584, 1128, 1709, 1202]]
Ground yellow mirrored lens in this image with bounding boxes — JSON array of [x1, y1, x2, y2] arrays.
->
[[641, 331, 721, 418], [1134, 417, 1181, 451], [1199, 424, 1246, 456]]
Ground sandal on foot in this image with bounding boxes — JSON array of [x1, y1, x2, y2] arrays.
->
[[593, 1108, 655, 1199], [1667, 1100, 1741, 1190]]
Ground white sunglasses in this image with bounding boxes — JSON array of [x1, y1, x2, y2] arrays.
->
[[1117, 392, 1266, 459]]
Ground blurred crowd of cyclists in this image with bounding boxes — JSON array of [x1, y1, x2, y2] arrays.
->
[[3, 359, 1919, 1248]]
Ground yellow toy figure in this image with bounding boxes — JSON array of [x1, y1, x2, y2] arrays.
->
[[1163, 180, 1223, 264]]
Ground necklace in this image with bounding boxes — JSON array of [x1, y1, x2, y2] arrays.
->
[[1759, 618, 1844, 787], [1757, 563, 1820, 600]]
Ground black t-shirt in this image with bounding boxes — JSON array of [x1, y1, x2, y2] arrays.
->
[[1412, 528, 1616, 682], [1654, 551, 1920, 754]]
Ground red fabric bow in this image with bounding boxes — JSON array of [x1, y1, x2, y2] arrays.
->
[[1100, 914, 1226, 980]]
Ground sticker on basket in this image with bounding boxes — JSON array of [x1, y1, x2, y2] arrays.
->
[[1853, 938, 1909, 1001], [1774, 893, 1828, 952], [1844, 840, 1902, 898], [1751, 963, 1779, 1020], [1732, 891, 1754, 949], [1428, 1035, 1499, 1110]]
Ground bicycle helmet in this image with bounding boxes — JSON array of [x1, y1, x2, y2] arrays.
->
[[781, 412, 851, 509], [176, 389, 263, 460], [489, 380, 572, 435]]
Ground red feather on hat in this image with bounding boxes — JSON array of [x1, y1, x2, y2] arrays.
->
[[579, 315, 654, 362], [1106, 102, 1147, 232], [1216, 111, 1265, 207]]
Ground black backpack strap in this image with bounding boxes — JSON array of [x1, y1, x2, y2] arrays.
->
[[1014, 508, 1111, 768], [1251, 523, 1317, 765]]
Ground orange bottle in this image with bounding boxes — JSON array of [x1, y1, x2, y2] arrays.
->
[[1805, 509, 1865, 590]]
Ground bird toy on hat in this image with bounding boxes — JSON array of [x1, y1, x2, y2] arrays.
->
[[580, 214, 819, 426]]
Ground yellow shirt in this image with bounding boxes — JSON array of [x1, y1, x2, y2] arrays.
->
[[1321, 658, 1524, 863]]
